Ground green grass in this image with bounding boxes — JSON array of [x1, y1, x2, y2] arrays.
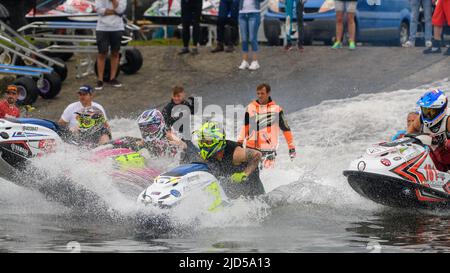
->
[[129, 38, 183, 47]]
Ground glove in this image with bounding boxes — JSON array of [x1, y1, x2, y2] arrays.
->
[[231, 172, 248, 183], [289, 148, 296, 160]]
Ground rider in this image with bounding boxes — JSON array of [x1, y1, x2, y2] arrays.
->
[[408, 89, 450, 171], [110, 109, 187, 158], [392, 111, 419, 141], [73, 106, 111, 147], [196, 121, 264, 199], [238, 83, 296, 168]]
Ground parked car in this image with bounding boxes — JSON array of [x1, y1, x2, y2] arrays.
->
[[264, 0, 411, 46]]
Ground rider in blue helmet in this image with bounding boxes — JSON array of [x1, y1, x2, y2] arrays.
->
[[408, 89, 450, 171]]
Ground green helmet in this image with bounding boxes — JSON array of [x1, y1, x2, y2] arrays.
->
[[196, 122, 226, 160]]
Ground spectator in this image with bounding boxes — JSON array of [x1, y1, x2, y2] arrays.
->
[[211, 0, 240, 53], [58, 85, 110, 132], [0, 85, 20, 119], [332, 0, 357, 50], [95, 0, 127, 90], [161, 86, 195, 137], [404, 0, 432, 48], [238, 0, 264, 70], [179, 0, 203, 55], [424, 0, 450, 54], [284, 0, 306, 51]]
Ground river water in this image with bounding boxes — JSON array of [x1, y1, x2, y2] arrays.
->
[[1, 80, 450, 253]]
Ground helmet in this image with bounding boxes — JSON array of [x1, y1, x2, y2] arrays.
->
[[417, 89, 448, 128], [137, 109, 166, 142], [76, 106, 106, 134], [195, 121, 226, 160]]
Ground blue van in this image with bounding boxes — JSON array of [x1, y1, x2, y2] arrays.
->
[[263, 0, 411, 46]]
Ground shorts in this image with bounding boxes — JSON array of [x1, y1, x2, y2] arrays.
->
[[432, 0, 450, 27], [96, 30, 123, 54], [335, 1, 357, 13]]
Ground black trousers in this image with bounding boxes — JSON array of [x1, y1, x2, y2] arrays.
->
[[181, 0, 203, 47], [216, 0, 239, 45], [296, 0, 305, 46]]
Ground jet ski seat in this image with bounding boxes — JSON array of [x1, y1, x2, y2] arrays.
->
[[15, 118, 61, 134]]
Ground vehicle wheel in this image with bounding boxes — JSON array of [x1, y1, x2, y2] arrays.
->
[[0, 51, 12, 65], [120, 48, 143, 75], [95, 57, 120, 82], [303, 35, 313, 46], [13, 77, 39, 106], [38, 72, 62, 99], [47, 42, 74, 62], [264, 19, 281, 46], [398, 21, 409, 46], [50, 57, 68, 82]]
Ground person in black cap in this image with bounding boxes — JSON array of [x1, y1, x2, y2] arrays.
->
[[58, 85, 111, 146]]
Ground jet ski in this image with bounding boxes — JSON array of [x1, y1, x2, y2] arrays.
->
[[137, 163, 230, 211], [343, 135, 450, 209], [0, 118, 62, 180], [26, 0, 97, 22]]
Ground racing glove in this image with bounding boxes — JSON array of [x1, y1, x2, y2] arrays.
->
[[289, 148, 296, 160], [231, 172, 248, 183]]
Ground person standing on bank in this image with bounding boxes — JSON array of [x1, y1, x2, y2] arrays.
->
[[179, 0, 203, 55], [238, 0, 263, 70], [331, 0, 357, 50], [95, 0, 127, 90], [211, 0, 240, 53]]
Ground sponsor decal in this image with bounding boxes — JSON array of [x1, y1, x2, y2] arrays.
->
[[38, 139, 56, 153], [390, 152, 427, 184], [170, 189, 181, 198], [424, 164, 438, 182], [151, 192, 161, 195], [11, 143, 30, 156], [357, 161, 366, 171], [393, 156, 402, 161], [380, 158, 391, 166], [22, 126, 38, 131]]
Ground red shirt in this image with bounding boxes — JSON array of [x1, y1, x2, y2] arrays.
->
[[0, 100, 20, 119]]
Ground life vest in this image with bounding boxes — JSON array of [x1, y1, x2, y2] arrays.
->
[[421, 115, 450, 150], [239, 99, 295, 152]]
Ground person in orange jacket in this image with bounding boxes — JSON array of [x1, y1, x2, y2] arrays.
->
[[238, 83, 296, 168]]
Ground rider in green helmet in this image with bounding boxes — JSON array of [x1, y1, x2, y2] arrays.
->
[[196, 121, 265, 199]]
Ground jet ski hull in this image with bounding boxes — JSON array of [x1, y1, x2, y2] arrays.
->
[[344, 170, 450, 210]]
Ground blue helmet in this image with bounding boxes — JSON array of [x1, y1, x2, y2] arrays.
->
[[417, 89, 448, 128]]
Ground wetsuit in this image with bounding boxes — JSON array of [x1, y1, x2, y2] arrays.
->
[[110, 136, 178, 158], [421, 115, 450, 171], [206, 140, 265, 199], [72, 126, 111, 148]]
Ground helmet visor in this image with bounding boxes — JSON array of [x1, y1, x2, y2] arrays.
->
[[140, 123, 161, 135], [198, 138, 216, 148], [421, 107, 441, 121]]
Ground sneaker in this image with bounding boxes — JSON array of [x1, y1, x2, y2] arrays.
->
[[178, 47, 190, 55], [95, 80, 104, 91], [349, 40, 356, 50], [425, 40, 432, 48], [191, 47, 199, 55], [444, 47, 450, 56], [331, 41, 342, 49], [211, 43, 224, 53], [284, 43, 293, 51], [109, 79, 122, 88], [423, 39, 442, 54], [225, 45, 234, 53], [403, 41, 414, 48], [238, 60, 250, 70], [248, 60, 260, 71]]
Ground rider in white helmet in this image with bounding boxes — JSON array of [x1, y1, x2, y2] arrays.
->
[[408, 89, 450, 171], [110, 109, 187, 157]]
